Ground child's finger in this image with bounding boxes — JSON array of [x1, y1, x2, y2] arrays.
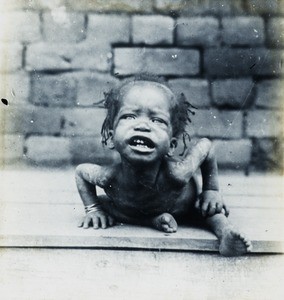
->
[[77, 218, 84, 227], [194, 199, 201, 210], [207, 203, 216, 216], [201, 202, 209, 216], [92, 216, 99, 229], [215, 203, 223, 214], [108, 216, 115, 227], [223, 204, 230, 216], [100, 217, 107, 229], [83, 216, 91, 229]]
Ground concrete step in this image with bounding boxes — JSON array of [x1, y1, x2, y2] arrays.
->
[[1, 248, 284, 300]]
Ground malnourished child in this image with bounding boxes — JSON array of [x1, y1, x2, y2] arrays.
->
[[76, 75, 252, 256]]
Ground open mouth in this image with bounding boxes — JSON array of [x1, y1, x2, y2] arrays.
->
[[128, 136, 155, 152]]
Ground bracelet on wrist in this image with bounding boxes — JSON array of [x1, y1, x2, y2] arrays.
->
[[85, 203, 102, 214]]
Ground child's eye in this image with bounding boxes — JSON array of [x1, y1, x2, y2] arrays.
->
[[152, 118, 168, 125], [121, 114, 136, 120]]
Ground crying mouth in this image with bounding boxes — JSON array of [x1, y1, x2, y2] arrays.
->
[[129, 137, 155, 149]]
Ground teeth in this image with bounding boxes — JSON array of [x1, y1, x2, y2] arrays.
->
[[132, 139, 149, 148], [130, 137, 154, 150], [134, 139, 145, 145]]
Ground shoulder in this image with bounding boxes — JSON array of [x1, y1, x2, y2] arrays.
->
[[164, 157, 189, 185], [75, 163, 117, 187]]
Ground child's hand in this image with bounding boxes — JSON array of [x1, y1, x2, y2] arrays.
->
[[78, 210, 115, 229], [195, 190, 229, 217]]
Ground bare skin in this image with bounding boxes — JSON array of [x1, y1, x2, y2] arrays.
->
[[76, 81, 252, 256]]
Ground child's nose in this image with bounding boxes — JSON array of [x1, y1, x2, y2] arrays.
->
[[134, 119, 151, 132]]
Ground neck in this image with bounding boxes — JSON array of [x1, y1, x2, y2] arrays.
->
[[120, 158, 162, 188]]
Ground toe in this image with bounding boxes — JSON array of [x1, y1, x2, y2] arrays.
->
[[152, 213, 177, 233], [245, 240, 251, 246], [77, 220, 83, 228], [162, 223, 176, 233], [247, 244, 253, 252], [162, 223, 170, 230], [162, 214, 171, 224]]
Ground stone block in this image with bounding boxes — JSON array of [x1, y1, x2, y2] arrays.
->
[[251, 138, 283, 171], [212, 139, 252, 167], [1, 106, 61, 135], [0, 11, 41, 43], [246, 0, 284, 14], [70, 136, 119, 165], [204, 48, 283, 77], [211, 79, 254, 108], [26, 43, 111, 72], [87, 14, 130, 45], [77, 73, 119, 106], [0, 72, 30, 104], [66, 0, 153, 12], [177, 17, 219, 47], [114, 48, 200, 76], [72, 43, 112, 72], [155, 0, 244, 15], [191, 109, 243, 138], [154, 0, 185, 11], [42, 12, 85, 43], [255, 50, 284, 76], [0, 43, 22, 72], [267, 18, 284, 47], [31, 73, 77, 107], [0, 134, 24, 163], [168, 79, 210, 107], [246, 110, 282, 137], [255, 80, 284, 108], [25, 136, 71, 164], [61, 108, 106, 136], [222, 17, 264, 46], [132, 15, 174, 45], [26, 43, 74, 71], [0, 0, 65, 11]]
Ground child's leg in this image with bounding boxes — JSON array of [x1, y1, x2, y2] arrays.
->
[[184, 172, 252, 256], [150, 177, 199, 233], [205, 213, 252, 256], [99, 195, 137, 224], [99, 195, 177, 232], [151, 213, 178, 233]]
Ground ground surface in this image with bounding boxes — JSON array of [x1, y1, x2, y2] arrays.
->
[[0, 167, 283, 299]]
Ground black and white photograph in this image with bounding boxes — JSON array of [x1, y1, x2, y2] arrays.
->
[[0, 0, 283, 299]]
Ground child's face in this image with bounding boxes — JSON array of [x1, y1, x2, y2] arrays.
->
[[110, 81, 177, 164]]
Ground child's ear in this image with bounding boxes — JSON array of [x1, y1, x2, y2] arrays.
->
[[107, 130, 115, 150], [168, 138, 177, 157]]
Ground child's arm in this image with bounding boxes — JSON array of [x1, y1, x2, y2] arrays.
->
[[196, 140, 229, 217], [171, 138, 229, 217], [75, 163, 114, 229]]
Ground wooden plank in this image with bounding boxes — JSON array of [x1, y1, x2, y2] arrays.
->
[[0, 169, 283, 253], [0, 202, 283, 253], [225, 195, 284, 208]]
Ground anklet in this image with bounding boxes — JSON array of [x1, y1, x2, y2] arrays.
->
[[85, 203, 102, 214]]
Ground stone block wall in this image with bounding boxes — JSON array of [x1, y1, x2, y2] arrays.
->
[[0, 0, 283, 172]]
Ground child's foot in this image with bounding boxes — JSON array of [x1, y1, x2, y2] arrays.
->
[[152, 213, 177, 233], [219, 227, 252, 256]]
